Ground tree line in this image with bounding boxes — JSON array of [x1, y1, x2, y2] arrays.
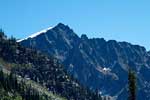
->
[[0, 69, 51, 100]]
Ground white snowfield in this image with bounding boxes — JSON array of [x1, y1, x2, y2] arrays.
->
[[103, 67, 111, 72], [17, 26, 53, 42]]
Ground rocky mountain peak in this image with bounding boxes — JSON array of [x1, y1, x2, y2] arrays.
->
[[81, 34, 88, 40], [54, 23, 74, 35], [19, 23, 150, 100]]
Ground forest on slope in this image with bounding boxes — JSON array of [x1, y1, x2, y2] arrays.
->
[[0, 30, 102, 100]]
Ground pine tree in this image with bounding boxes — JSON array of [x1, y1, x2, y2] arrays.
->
[[0, 69, 4, 87], [128, 69, 136, 100], [0, 29, 4, 39], [0, 29, 6, 40]]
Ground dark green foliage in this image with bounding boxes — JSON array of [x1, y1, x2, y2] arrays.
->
[[0, 32, 102, 100], [128, 69, 136, 100], [9, 35, 17, 43], [0, 29, 5, 39], [0, 70, 42, 100]]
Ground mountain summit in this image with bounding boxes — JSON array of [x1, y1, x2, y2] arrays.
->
[[19, 23, 150, 100]]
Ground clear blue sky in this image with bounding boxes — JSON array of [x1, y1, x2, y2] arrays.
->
[[0, 0, 150, 50]]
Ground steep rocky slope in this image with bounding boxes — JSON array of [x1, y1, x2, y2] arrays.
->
[[20, 23, 150, 100], [0, 31, 101, 100]]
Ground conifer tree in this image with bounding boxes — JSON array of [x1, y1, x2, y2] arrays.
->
[[128, 69, 136, 100], [0, 29, 4, 39]]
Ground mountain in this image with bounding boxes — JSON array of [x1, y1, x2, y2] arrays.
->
[[0, 64, 65, 100], [0, 32, 65, 100], [0, 31, 102, 100], [19, 23, 150, 100]]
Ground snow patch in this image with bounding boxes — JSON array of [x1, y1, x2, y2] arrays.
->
[[102, 67, 111, 72], [17, 26, 53, 42]]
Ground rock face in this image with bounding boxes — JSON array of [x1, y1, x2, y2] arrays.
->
[[20, 23, 150, 100]]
